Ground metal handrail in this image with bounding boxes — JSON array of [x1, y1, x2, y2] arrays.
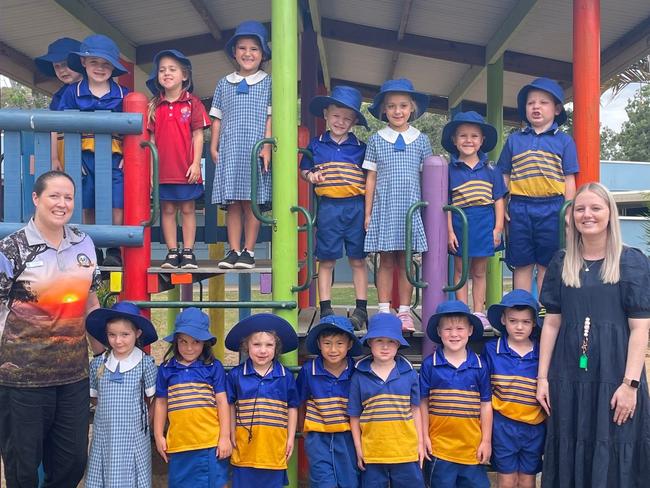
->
[[250, 137, 277, 225], [559, 199, 573, 248], [291, 205, 314, 292], [140, 140, 159, 227], [443, 205, 469, 292], [405, 201, 429, 288]]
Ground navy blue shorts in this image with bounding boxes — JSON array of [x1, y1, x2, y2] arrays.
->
[[304, 431, 360, 487], [160, 183, 204, 202], [315, 197, 366, 260], [362, 461, 423, 487], [81, 151, 123, 209], [168, 447, 229, 487], [491, 411, 545, 475], [425, 457, 489, 488], [231, 466, 288, 487], [452, 204, 504, 258], [506, 195, 564, 267]]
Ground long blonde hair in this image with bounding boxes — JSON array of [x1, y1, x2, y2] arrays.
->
[[563, 182, 622, 287], [147, 56, 192, 123]]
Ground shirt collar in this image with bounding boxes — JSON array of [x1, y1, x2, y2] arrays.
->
[[496, 336, 539, 359], [522, 122, 559, 135], [105, 348, 144, 373], [25, 218, 84, 249], [377, 125, 420, 145], [76, 78, 124, 99], [354, 354, 413, 377], [319, 131, 361, 146], [158, 90, 192, 104], [432, 347, 482, 370], [242, 358, 286, 378], [450, 151, 489, 169], [225, 70, 268, 86], [312, 356, 354, 379]]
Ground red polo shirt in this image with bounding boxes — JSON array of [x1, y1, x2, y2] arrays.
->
[[149, 91, 210, 184]]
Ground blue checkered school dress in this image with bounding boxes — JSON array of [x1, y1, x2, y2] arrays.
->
[[210, 73, 272, 209], [85, 353, 157, 488], [363, 128, 432, 252]]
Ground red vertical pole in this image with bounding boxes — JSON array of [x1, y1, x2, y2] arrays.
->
[[118, 58, 135, 91], [122, 92, 151, 321], [297, 126, 310, 310], [573, 0, 600, 186]]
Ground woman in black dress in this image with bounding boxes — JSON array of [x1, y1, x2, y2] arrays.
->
[[536, 182, 650, 487]]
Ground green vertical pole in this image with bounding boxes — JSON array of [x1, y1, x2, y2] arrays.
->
[[486, 56, 504, 306], [272, 1, 298, 487], [166, 286, 180, 335]]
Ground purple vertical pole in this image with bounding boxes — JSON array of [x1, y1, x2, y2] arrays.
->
[[421, 156, 448, 359]]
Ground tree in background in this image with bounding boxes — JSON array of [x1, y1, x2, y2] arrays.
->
[[613, 84, 650, 162], [0, 78, 50, 109]]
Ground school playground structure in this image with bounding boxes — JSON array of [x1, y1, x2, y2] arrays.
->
[[1, 1, 650, 485]]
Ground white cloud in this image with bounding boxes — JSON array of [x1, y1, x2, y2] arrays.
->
[[600, 85, 642, 132]]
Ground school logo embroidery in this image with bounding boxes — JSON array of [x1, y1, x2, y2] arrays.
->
[[180, 106, 191, 121], [77, 253, 91, 267]]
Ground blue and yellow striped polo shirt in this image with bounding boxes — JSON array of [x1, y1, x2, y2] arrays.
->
[[302, 132, 367, 199], [227, 359, 299, 470], [482, 337, 545, 425], [297, 356, 355, 434], [420, 348, 491, 465], [497, 124, 578, 198], [155, 358, 226, 454], [347, 355, 420, 464], [448, 153, 508, 208]]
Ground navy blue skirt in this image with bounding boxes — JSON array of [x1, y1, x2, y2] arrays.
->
[[452, 204, 504, 257], [159, 183, 204, 202]]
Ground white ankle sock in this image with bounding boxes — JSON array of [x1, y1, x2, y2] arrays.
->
[[244, 249, 254, 257], [398, 305, 410, 314], [378, 302, 390, 313]]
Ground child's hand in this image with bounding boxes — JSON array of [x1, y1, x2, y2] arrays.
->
[[211, 148, 219, 164], [307, 169, 325, 184], [418, 441, 426, 468], [448, 231, 458, 253], [186, 163, 201, 184], [493, 229, 502, 248], [423, 436, 433, 461], [260, 145, 271, 172], [285, 438, 295, 459], [364, 214, 371, 231], [477, 440, 491, 464], [217, 436, 232, 459], [154, 435, 168, 463], [51, 158, 62, 172], [356, 453, 366, 471]]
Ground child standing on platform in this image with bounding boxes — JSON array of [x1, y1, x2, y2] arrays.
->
[[348, 313, 424, 487], [421, 301, 492, 488], [210, 20, 273, 270], [301, 86, 369, 329], [85, 302, 159, 488], [225, 313, 300, 487], [154, 308, 232, 488], [58, 34, 130, 266], [483, 290, 545, 488], [497, 78, 578, 294], [363, 79, 433, 332], [35, 37, 82, 170], [147, 49, 210, 269], [298, 315, 363, 487], [441, 111, 507, 328]]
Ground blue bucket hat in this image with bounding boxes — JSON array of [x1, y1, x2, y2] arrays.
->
[[86, 301, 158, 347], [164, 307, 215, 343], [426, 300, 483, 344], [225, 313, 298, 353], [368, 78, 429, 122], [305, 315, 363, 356], [487, 289, 541, 336], [441, 111, 498, 155], [361, 313, 410, 349], [68, 34, 128, 78], [146, 49, 193, 95], [309, 86, 368, 128], [225, 20, 271, 61], [517, 77, 567, 126], [35, 38, 82, 77]]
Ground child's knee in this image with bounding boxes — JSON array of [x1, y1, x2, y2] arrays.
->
[[348, 258, 366, 270], [318, 259, 335, 271]]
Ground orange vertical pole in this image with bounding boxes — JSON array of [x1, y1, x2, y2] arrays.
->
[[573, 0, 600, 185], [122, 92, 151, 321]]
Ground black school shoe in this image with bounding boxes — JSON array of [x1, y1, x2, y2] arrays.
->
[[349, 307, 368, 331], [320, 307, 334, 319], [234, 249, 255, 269], [218, 250, 239, 269], [103, 247, 122, 267], [179, 249, 198, 269], [161, 248, 180, 269]]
